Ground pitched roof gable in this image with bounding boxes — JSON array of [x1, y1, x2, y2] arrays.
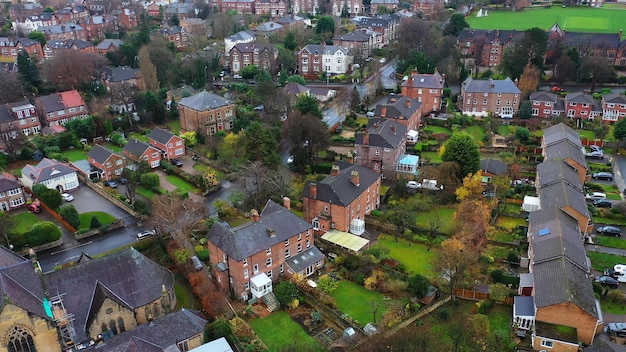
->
[[536, 160, 581, 192], [355, 118, 406, 148], [461, 77, 521, 94], [479, 158, 507, 176], [88, 144, 119, 164], [148, 128, 177, 145], [124, 139, 157, 159], [0, 260, 49, 320], [302, 161, 380, 206], [529, 91, 558, 103], [21, 158, 77, 183], [178, 91, 231, 111]]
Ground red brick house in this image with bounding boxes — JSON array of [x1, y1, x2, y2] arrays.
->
[[401, 70, 445, 116], [146, 3, 161, 17], [302, 161, 381, 235], [254, 0, 288, 16], [123, 139, 162, 168], [601, 93, 626, 123], [457, 29, 523, 69], [79, 14, 117, 41], [87, 144, 126, 181], [0, 37, 43, 63], [35, 89, 90, 127], [565, 92, 601, 121], [413, 0, 444, 18], [114, 8, 138, 30], [529, 91, 564, 119], [148, 128, 185, 160], [55, 6, 90, 23], [229, 43, 277, 74], [38, 23, 87, 41], [372, 95, 422, 132], [95, 39, 123, 56], [7, 100, 41, 136], [179, 91, 236, 137], [370, 0, 398, 14], [42, 39, 94, 60], [156, 26, 187, 49], [207, 199, 324, 301], [458, 77, 521, 118], [219, 0, 255, 14]]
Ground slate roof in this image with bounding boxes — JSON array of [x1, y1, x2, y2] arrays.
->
[[159, 26, 183, 35], [371, 0, 399, 4], [148, 128, 177, 145], [38, 23, 84, 34], [0, 246, 25, 269], [226, 30, 255, 42], [21, 158, 77, 183], [479, 158, 507, 176], [374, 95, 421, 120], [285, 246, 325, 273], [563, 32, 621, 49], [36, 92, 66, 114], [0, 173, 22, 193], [85, 309, 206, 352], [276, 14, 305, 25], [353, 14, 399, 28], [543, 123, 582, 149], [207, 200, 313, 261], [335, 30, 372, 42], [536, 160, 581, 191], [255, 21, 283, 32], [603, 93, 626, 105], [44, 247, 175, 342], [95, 39, 123, 50], [566, 92, 596, 105], [514, 295, 534, 316], [47, 39, 93, 49], [283, 82, 309, 96], [124, 139, 156, 159], [461, 77, 521, 94], [355, 118, 406, 149], [0, 259, 49, 320], [102, 66, 141, 82], [178, 91, 231, 111], [532, 257, 598, 318], [301, 44, 349, 56], [0, 105, 13, 124], [402, 72, 444, 89], [88, 144, 119, 164], [539, 180, 589, 221], [529, 91, 558, 103], [302, 161, 380, 207], [231, 42, 276, 54], [457, 28, 524, 45]]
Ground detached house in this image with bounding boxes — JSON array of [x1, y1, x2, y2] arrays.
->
[[565, 92, 601, 120], [35, 89, 90, 127], [156, 26, 187, 49], [355, 119, 419, 180], [401, 70, 445, 116], [87, 144, 126, 181], [601, 93, 626, 122], [297, 44, 352, 79], [179, 91, 236, 137], [124, 139, 162, 168], [529, 91, 564, 119], [303, 161, 381, 235], [458, 77, 521, 118], [20, 158, 79, 192], [0, 172, 25, 211], [148, 128, 185, 160], [372, 95, 422, 133], [229, 43, 277, 74], [207, 199, 324, 301]]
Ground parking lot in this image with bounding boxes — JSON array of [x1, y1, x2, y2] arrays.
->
[[67, 182, 132, 221]]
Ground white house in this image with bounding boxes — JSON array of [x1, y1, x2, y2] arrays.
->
[[224, 30, 255, 55], [20, 158, 80, 192]]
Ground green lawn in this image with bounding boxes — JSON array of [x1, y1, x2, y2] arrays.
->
[[356, 117, 369, 126], [495, 215, 526, 230], [467, 7, 626, 33], [594, 217, 626, 226], [415, 206, 456, 235], [587, 251, 626, 271], [497, 125, 514, 136], [607, 194, 622, 201], [78, 211, 117, 229], [594, 236, 626, 250], [487, 304, 512, 333], [102, 142, 123, 153], [373, 235, 436, 277], [423, 126, 451, 134], [60, 149, 88, 162], [601, 3, 626, 9], [167, 121, 181, 135], [331, 281, 390, 326], [465, 126, 486, 144], [166, 175, 199, 193], [600, 299, 626, 314], [11, 212, 40, 234], [250, 312, 321, 352], [578, 130, 596, 141], [128, 132, 149, 143], [420, 151, 443, 164], [193, 163, 209, 173], [137, 187, 158, 199]]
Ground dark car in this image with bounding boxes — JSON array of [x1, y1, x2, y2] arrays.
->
[[118, 177, 128, 185], [593, 199, 612, 208], [595, 275, 620, 288], [592, 172, 614, 181], [171, 159, 183, 167], [103, 180, 117, 188], [608, 323, 626, 336], [597, 225, 622, 237]]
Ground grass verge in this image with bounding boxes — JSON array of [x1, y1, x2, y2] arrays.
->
[[78, 211, 117, 229], [587, 251, 626, 272], [593, 236, 626, 250], [600, 299, 626, 314], [166, 175, 199, 193]]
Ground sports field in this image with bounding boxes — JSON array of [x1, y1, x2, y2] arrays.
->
[[466, 6, 626, 33]]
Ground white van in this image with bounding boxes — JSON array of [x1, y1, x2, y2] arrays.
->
[[605, 264, 626, 283]]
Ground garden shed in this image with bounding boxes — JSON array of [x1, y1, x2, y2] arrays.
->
[[522, 196, 540, 212]]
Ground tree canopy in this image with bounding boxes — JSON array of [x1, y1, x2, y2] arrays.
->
[[441, 132, 480, 179], [443, 14, 469, 37]]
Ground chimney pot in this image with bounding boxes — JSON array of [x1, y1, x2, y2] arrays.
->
[[283, 196, 291, 211], [350, 170, 359, 186], [251, 209, 260, 222], [363, 129, 369, 145], [331, 165, 340, 176], [381, 105, 387, 117], [266, 227, 275, 237]]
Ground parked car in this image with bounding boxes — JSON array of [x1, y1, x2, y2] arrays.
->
[[61, 193, 74, 202], [190, 255, 203, 271], [233, 74, 242, 79], [26, 203, 41, 213], [597, 225, 621, 237], [595, 275, 620, 288], [585, 192, 607, 200], [551, 86, 563, 93], [406, 181, 421, 189], [589, 145, 603, 153], [366, 111, 375, 117], [592, 172, 614, 181], [379, 57, 386, 63], [247, 79, 257, 85], [604, 267, 626, 282], [171, 159, 183, 167], [136, 229, 156, 240], [118, 177, 128, 185], [254, 104, 264, 111], [607, 322, 626, 336], [593, 199, 612, 209], [103, 180, 117, 188], [585, 150, 604, 159]]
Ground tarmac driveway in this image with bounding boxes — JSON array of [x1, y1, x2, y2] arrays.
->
[[67, 183, 132, 220]]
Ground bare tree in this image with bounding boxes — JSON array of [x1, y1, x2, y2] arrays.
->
[[239, 161, 293, 210], [138, 46, 159, 91], [42, 50, 109, 91], [368, 299, 381, 324], [148, 194, 208, 250], [397, 18, 435, 60], [110, 82, 137, 120], [0, 130, 22, 160], [0, 71, 26, 104]]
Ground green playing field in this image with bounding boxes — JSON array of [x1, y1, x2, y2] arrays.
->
[[466, 6, 626, 33]]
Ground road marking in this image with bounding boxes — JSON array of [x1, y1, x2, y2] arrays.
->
[[50, 241, 93, 255]]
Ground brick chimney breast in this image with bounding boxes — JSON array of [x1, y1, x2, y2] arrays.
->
[[309, 183, 317, 199], [363, 128, 369, 145], [381, 105, 387, 117], [351, 170, 360, 186], [405, 99, 410, 108], [331, 164, 340, 177], [251, 209, 260, 222], [283, 196, 291, 210]]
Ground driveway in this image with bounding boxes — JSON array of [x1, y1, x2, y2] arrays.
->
[[68, 184, 133, 221]]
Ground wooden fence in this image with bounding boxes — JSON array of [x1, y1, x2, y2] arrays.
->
[[24, 188, 76, 233], [453, 288, 514, 305]]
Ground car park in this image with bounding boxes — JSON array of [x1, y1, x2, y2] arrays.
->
[[607, 323, 626, 336], [136, 229, 156, 239], [592, 172, 614, 181], [593, 199, 612, 208], [26, 203, 41, 213], [103, 180, 117, 188], [171, 159, 183, 167], [597, 225, 621, 237], [595, 275, 619, 288], [585, 192, 606, 200], [61, 193, 74, 202]]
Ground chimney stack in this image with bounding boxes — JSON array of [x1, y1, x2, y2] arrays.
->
[[309, 183, 317, 199], [350, 171, 360, 186], [251, 209, 260, 222], [331, 164, 340, 177], [620, 29, 623, 39], [405, 99, 410, 108], [363, 128, 369, 145], [283, 196, 291, 210], [266, 227, 276, 237], [381, 105, 387, 117], [390, 124, 396, 134]]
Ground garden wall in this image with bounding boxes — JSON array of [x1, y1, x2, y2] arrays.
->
[[75, 219, 126, 240], [17, 238, 63, 256]]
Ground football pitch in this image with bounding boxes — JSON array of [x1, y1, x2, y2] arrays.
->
[[466, 6, 626, 33]]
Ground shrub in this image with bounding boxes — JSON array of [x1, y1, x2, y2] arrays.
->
[[111, 133, 127, 147], [58, 205, 80, 229], [90, 216, 102, 229], [20, 147, 33, 160], [607, 290, 626, 304], [311, 311, 323, 324], [25, 221, 62, 247], [196, 249, 209, 261], [140, 173, 160, 190], [438, 308, 449, 321], [317, 275, 338, 294], [274, 281, 298, 306], [506, 251, 520, 263], [133, 198, 150, 215]]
